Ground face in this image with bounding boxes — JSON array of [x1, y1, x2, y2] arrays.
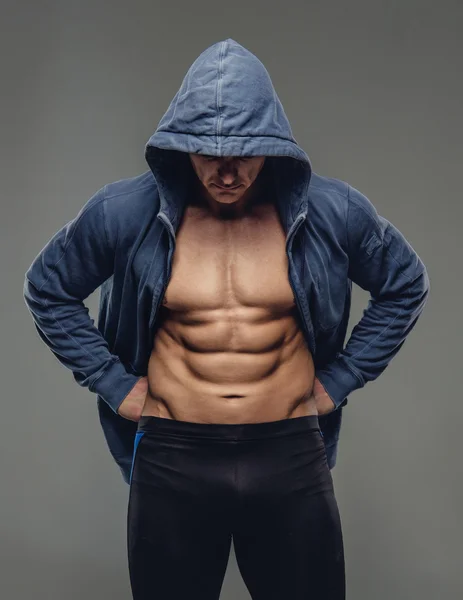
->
[[188, 153, 266, 206]]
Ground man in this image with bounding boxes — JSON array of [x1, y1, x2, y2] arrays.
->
[[23, 38, 429, 599]]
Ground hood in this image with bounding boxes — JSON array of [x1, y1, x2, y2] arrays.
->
[[144, 38, 312, 234]]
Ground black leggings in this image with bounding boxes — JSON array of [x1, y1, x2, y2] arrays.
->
[[127, 414, 345, 599]]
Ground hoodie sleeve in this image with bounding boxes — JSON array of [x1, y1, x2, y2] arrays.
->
[[23, 186, 141, 414], [315, 184, 430, 409]]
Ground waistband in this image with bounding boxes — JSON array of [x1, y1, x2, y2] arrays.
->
[[137, 414, 321, 441]]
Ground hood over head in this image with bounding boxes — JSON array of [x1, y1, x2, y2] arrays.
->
[[145, 38, 312, 233]]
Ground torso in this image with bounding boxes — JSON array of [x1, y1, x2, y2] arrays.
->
[[141, 198, 318, 423]]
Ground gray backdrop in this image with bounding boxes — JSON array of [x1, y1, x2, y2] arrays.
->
[[2, 0, 461, 598]]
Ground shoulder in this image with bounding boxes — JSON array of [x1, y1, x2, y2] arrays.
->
[[307, 172, 380, 228], [308, 171, 350, 201], [91, 171, 159, 248], [103, 170, 159, 213], [101, 170, 160, 242], [305, 172, 383, 254]]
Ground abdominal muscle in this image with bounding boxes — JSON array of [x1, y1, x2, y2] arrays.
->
[[141, 306, 319, 424]]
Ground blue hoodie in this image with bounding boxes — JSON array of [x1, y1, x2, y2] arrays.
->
[[23, 38, 430, 484]]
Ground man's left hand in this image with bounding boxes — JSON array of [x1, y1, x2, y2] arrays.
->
[[312, 376, 336, 416]]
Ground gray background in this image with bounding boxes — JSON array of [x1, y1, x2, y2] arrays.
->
[[1, 0, 461, 598]]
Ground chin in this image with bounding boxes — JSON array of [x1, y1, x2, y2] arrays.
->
[[211, 188, 246, 202]]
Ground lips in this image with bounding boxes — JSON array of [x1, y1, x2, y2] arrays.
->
[[214, 184, 241, 190]]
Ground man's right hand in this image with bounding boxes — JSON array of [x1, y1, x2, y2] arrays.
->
[[116, 376, 149, 422]]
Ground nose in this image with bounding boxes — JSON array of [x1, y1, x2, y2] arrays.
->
[[217, 161, 238, 186]]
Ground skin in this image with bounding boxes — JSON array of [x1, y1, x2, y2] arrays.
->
[[117, 154, 335, 423]]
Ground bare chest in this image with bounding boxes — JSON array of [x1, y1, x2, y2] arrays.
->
[[163, 204, 295, 314]]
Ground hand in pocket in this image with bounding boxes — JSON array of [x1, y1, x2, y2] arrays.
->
[[116, 376, 148, 422], [312, 377, 336, 416]]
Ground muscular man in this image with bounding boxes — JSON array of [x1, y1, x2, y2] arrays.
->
[[122, 152, 329, 425], [24, 38, 429, 600]]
